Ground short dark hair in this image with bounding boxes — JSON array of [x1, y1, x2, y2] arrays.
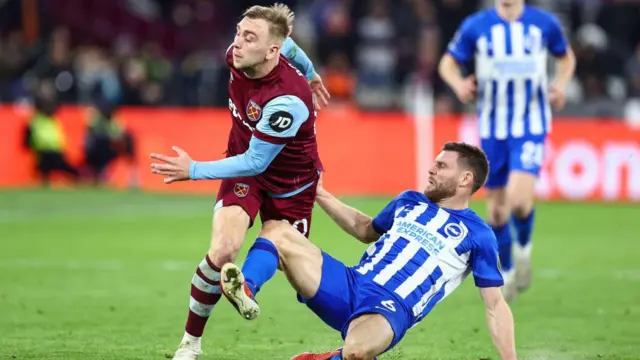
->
[[442, 142, 489, 194]]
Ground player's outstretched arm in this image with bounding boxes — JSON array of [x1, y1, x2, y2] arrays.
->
[[281, 37, 330, 109], [480, 287, 517, 360], [315, 181, 380, 244], [281, 37, 316, 81], [149, 137, 284, 184], [150, 95, 307, 183]]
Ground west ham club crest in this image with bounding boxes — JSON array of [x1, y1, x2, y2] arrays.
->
[[234, 183, 250, 198], [246, 100, 262, 122]]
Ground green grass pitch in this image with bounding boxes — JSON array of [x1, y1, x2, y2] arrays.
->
[[1, 189, 639, 359]]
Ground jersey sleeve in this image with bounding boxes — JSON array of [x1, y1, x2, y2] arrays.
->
[[546, 14, 569, 56], [254, 95, 310, 145], [371, 197, 399, 235], [447, 17, 476, 64], [189, 137, 284, 180], [470, 231, 504, 288], [281, 37, 317, 80]]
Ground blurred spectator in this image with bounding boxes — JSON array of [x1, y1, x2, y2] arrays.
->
[[83, 99, 138, 187], [353, 0, 398, 110], [322, 52, 355, 103], [595, 0, 640, 59], [626, 43, 640, 98], [23, 81, 79, 186], [31, 27, 77, 103], [1, 0, 640, 117], [0, 30, 29, 101]]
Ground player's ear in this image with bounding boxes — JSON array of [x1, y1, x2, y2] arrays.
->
[[459, 171, 474, 189], [266, 43, 280, 60]]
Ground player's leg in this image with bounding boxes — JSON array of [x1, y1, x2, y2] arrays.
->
[[290, 315, 393, 360], [262, 220, 323, 298], [481, 139, 517, 301], [223, 183, 316, 309], [507, 138, 545, 293], [340, 314, 394, 360], [219, 219, 283, 320], [222, 219, 352, 329], [507, 171, 536, 292], [173, 179, 260, 360], [291, 281, 408, 360]]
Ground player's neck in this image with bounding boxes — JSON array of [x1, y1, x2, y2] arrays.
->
[[496, 3, 524, 22], [244, 57, 279, 79], [437, 196, 469, 211]]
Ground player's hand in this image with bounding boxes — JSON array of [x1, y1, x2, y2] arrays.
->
[[549, 83, 566, 111], [309, 74, 330, 110], [315, 173, 329, 198], [453, 75, 476, 104], [150, 146, 193, 184]]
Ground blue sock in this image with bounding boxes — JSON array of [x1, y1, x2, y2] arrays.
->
[[512, 209, 535, 247], [492, 223, 513, 272], [241, 237, 279, 296]]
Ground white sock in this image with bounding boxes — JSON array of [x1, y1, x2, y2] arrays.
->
[[182, 332, 201, 344], [515, 242, 533, 258]]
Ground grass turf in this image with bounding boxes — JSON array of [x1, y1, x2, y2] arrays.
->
[[0, 189, 638, 359]]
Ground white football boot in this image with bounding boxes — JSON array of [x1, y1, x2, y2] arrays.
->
[[514, 242, 533, 292], [172, 335, 202, 360], [220, 263, 260, 320]]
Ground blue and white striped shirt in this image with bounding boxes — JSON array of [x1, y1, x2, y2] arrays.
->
[[447, 6, 569, 140], [356, 191, 503, 326]]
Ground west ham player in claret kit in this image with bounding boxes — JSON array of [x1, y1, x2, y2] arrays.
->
[[149, 3, 330, 359]]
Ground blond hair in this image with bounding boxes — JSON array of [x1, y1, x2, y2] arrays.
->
[[243, 3, 294, 40]]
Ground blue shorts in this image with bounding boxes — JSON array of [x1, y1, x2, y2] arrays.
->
[[481, 135, 546, 189], [297, 252, 412, 353]]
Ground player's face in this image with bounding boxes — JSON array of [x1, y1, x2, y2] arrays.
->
[[424, 151, 464, 203], [232, 17, 279, 70]]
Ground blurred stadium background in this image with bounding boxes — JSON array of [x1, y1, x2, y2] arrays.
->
[[1, 0, 639, 359]]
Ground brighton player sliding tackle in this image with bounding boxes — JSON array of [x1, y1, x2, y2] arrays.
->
[[222, 142, 517, 360], [438, 0, 575, 301], [150, 4, 329, 359]]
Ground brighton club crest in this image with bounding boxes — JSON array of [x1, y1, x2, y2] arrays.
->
[[246, 100, 262, 122], [234, 183, 250, 198]]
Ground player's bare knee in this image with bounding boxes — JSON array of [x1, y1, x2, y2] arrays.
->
[[511, 196, 533, 218], [207, 205, 249, 266], [487, 202, 509, 226], [342, 342, 374, 360], [507, 172, 537, 217], [209, 233, 242, 266], [259, 220, 293, 249], [485, 189, 509, 226]]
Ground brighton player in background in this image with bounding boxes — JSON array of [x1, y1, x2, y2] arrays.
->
[[150, 4, 329, 359], [223, 142, 516, 360], [438, 0, 575, 301]]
